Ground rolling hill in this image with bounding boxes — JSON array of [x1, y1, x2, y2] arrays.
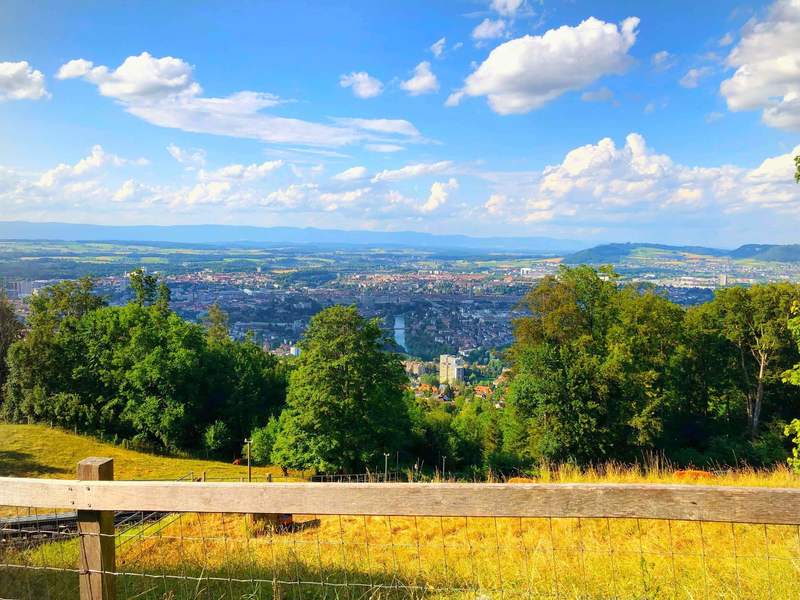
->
[[0, 221, 586, 254], [564, 242, 800, 264]]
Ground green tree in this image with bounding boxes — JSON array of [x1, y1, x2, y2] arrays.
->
[[506, 267, 687, 463], [27, 277, 105, 326], [204, 302, 230, 344], [2, 278, 105, 426], [205, 335, 287, 448], [506, 266, 622, 463], [606, 286, 685, 447], [709, 284, 800, 437], [786, 420, 800, 472], [129, 268, 159, 306], [204, 420, 232, 456], [794, 154, 799, 184], [271, 305, 409, 473], [249, 416, 280, 465], [2, 278, 286, 453], [155, 282, 171, 313], [0, 293, 23, 400]]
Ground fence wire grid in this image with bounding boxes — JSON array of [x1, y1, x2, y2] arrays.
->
[[3, 504, 800, 600]]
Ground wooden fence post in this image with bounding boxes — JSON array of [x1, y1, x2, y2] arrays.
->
[[77, 457, 116, 600]]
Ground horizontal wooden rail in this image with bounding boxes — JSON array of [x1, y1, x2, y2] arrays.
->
[[2, 478, 800, 524]]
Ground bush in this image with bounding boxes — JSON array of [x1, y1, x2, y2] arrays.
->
[[749, 421, 790, 466], [786, 419, 800, 473], [203, 420, 231, 456], [248, 416, 279, 465]]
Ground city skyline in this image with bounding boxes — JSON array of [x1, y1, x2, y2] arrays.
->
[[1, 0, 799, 246]]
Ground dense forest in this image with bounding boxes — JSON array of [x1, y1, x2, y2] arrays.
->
[[2, 265, 800, 475]]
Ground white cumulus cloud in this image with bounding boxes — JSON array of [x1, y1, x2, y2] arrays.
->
[[492, 134, 800, 226], [0, 61, 49, 101], [720, 0, 800, 131], [37, 145, 147, 188], [400, 62, 439, 96], [421, 179, 458, 213], [339, 71, 384, 98], [455, 16, 639, 114]]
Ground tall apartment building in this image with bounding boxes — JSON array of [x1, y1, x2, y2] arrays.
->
[[439, 354, 465, 385]]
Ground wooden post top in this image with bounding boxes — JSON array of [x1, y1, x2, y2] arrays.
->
[[77, 457, 114, 482]]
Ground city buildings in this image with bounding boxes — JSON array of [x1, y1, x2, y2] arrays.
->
[[439, 354, 465, 385]]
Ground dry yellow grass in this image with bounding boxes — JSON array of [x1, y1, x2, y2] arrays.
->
[[2, 425, 800, 598], [507, 461, 800, 488], [6, 510, 800, 599]]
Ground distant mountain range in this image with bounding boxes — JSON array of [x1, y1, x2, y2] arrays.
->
[[0, 221, 586, 254], [563, 242, 800, 264], [3, 222, 798, 262]]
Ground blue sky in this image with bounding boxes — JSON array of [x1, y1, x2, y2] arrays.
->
[[1, 0, 799, 246]]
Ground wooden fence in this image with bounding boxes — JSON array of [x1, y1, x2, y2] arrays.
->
[[3, 457, 800, 599]]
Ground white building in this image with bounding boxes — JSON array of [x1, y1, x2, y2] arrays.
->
[[439, 354, 465, 385]]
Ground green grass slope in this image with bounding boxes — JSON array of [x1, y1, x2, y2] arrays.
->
[[0, 423, 289, 481]]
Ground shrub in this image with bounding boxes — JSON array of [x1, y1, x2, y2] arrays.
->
[[203, 420, 232, 456], [248, 416, 279, 465], [786, 419, 800, 473]]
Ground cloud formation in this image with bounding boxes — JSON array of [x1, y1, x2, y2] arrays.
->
[[0, 61, 49, 101], [400, 62, 439, 96], [198, 160, 283, 182], [481, 133, 800, 229], [453, 17, 639, 114], [490, 0, 525, 17], [679, 67, 712, 88], [38, 145, 147, 188], [421, 178, 458, 213], [332, 166, 368, 181], [430, 38, 446, 58], [166, 144, 206, 168], [472, 18, 507, 41], [581, 87, 614, 102], [651, 51, 676, 70], [720, 0, 800, 131], [57, 52, 422, 147], [371, 161, 453, 183], [2, 135, 800, 242], [339, 71, 383, 98]]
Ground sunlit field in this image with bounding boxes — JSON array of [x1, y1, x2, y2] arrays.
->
[[3, 508, 800, 599], [3, 457, 800, 599], [0, 424, 293, 481]]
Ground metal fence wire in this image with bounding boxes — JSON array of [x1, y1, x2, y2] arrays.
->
[[3, 507, 800, 599], [2, 460, 800, 600]]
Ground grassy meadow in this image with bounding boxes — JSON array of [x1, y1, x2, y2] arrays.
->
[[0, 424, 291, 481], [2, 425, 800, 599]]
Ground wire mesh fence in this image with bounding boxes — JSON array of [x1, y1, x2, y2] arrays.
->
[[3, 505, 800, 599]]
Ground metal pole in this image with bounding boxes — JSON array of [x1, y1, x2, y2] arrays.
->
[[442, 455, 446, 478], [244, 438, 252, 482], [383, 453, 389, 482]]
